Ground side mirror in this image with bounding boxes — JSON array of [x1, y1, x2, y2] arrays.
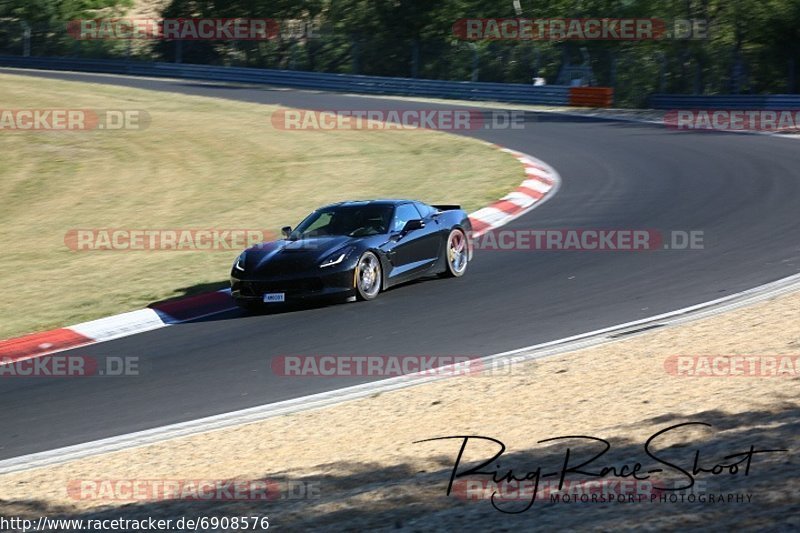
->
[[401, 219, 425, 233], [281, 226, 292, 239]]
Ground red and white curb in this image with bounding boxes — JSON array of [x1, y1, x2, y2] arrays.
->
[[5, 270, 798, 475], [0, 290, 236, 365], [468, 145, 560, 237], [0, 145, 561, 365]]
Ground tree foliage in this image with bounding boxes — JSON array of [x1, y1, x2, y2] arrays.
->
[[1, 0, 797, 104]]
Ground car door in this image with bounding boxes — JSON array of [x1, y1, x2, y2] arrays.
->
[[385, 203, 439, 281], [414, 201, 448, 258]]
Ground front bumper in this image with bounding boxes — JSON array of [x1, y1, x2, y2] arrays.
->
[[231, 268, 355, 303]]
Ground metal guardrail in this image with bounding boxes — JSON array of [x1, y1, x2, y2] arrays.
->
[[2, 56, 795, 110], [0, 55, 574, 106], [650, 94, 800, 109]]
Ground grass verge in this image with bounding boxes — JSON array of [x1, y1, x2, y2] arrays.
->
[[0, 73, 522, 339]]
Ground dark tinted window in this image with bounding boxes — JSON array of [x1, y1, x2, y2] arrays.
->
[[293, 204, 393, 237], [392, 203, 422, 232], [414, 202, 436, 218]]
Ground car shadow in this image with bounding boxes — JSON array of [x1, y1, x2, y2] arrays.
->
[[152, 274, 453, 325], [151, 281, 230, 302]]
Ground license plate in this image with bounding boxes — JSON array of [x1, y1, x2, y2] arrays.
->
[[263, 293, 285, 303]]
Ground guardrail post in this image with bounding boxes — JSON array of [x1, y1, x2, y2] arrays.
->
[[609, 50, 617, 88], [411, 38, 419, 78], [289, 41, 298, 70], [467, 43, 479, 82], [350, 34, 360, 74], [693, 62, 702, 94], [21, 22, 31, 57], [531, 47, 541, 81]]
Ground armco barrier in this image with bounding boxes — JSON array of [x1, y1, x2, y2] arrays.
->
[[0, 55, 608, 107], [569, 87, 614, 107], [0, 55, 568, 104], [649, 94, 800, 110], [6, 55, 795, 111]]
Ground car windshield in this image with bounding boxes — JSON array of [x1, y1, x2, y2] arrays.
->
[[291, 204, 394, 238]]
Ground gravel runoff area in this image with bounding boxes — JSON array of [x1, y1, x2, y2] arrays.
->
[[0, 287, 797, 531]]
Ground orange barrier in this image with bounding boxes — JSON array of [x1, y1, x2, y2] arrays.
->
[[569, 87, 614, 107]]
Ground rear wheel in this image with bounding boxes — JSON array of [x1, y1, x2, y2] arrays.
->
[[440, 228, 469, 278], [355, 251, 382, 300]]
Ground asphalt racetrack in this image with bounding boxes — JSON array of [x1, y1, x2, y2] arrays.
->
[[1, 69, 799, 460]]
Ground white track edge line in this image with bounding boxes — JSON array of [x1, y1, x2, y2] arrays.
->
[[0, 148, 560, 474], [4, 153, 800, 474], [2, 269, 799, 475]]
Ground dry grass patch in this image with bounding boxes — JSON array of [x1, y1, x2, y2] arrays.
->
[[0, 73, 521, 338]]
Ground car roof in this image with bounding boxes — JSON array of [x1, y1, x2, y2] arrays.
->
[[319, 199, 419, 210]]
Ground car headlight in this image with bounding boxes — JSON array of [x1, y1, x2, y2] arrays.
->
[[234, 251, 247, 272], [320, 246, 354, 268]]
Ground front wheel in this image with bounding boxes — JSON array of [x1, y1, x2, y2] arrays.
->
[[440, 228, 469, 278], [355, 251, 382, 301]]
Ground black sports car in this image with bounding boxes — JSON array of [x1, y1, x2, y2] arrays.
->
[[230, 200, 472, 309]]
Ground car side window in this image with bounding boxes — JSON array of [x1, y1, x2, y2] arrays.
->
[[305, 212, 333, 235], [392, 203, 422, 232], [414, 202, 435, 219]]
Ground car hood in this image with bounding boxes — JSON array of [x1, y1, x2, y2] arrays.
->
[[240, 236, 356, 275]]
